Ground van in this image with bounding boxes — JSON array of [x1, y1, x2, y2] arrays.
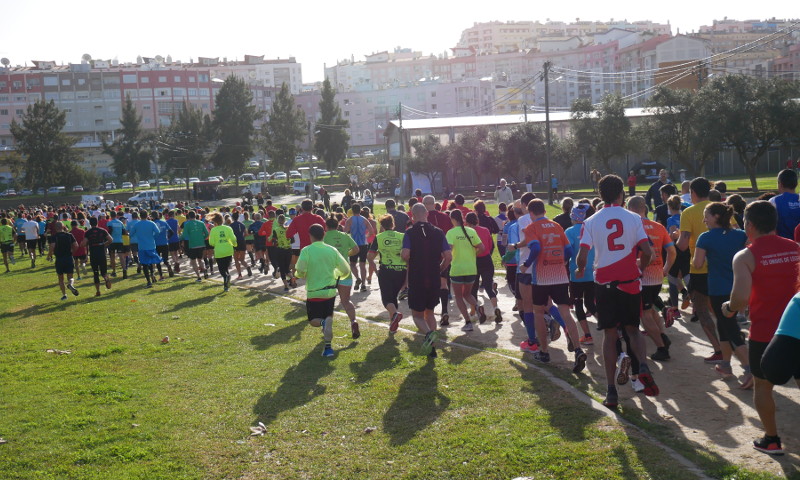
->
[[241, 182, 265, 196], [128, 190, 164, 205], [81, 195, 104, 206], [291, 181, 320, 195], [47, 186, 66, 194]]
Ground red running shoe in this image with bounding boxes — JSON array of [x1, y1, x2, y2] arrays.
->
[[637, 371, 660, 397], [389, 312, 403, 333]]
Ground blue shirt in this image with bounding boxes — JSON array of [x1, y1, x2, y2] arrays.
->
[[503, 220, 519, 266], [666, 213, 681, 235], [166, 218, 180, 243], [349, 215, 367, 246], [565, 224, 595, 282], [154, 219, 170, 246], [107, 219, 124, 243], [38, 221, 47, 235], [770, 192, 800, 239], [127, 219, 140, 244], [775, 293, 800, 340], [14, 217, 26, 234], [130, 220, 159, 251], [230, 221, 247, 246], [695, 227, 748, 296]]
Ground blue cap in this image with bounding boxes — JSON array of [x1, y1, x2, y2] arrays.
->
[[570, 204, 591, 223]]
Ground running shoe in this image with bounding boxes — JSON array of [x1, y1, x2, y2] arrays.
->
[[637, 371, 659, 396], [603, 392, 619, 410], [519, 340, 539, 353], [440, 314, 449, 327], [631, 378, 645, 393], [273, 269, 279, 279], [95, 292, 101, 297], [753, 435, 784, 456], [681, 294, 691, 310], [354, 278, 362, 291], [715, 364, 735, 380], [704, 352, 724, 364], [532, 350, 550, 363], [122, 270, 127, 280], [360, 284, 368, 292], [398, 288, 408, 300], [494, 308, 502, 324], [690, 314, 698, 323], [196, 278, 202, 283], [283, 286, 289, 292], [351, 322, 361, 340], [322, 345, 335, 358], [247, 267, 252, 277], [477, 305, 487, 324], [661, 333, 672, 349], [663, 306, 679, 328], [76, 275, 81, 281], [740, 373, 754, 390], [650, 348, 670, 362], [428, 346, 438, 358], [461, 322, 474, 332], [421, 331, 439, 355], [145, 282, 152, 289], [579, 335, 594, 346], [67, 284, 79, 296], [60, 294, 68, 301], [10, 255, 15, 265], [389, 312, 403, 333], [203, 270, 209, 279], [547, 316, 561, 342], [573, 351, 587, 373], [616, 353, 631, 385]]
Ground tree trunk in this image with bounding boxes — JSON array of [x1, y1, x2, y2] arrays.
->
[[746, 162, 759, 192]]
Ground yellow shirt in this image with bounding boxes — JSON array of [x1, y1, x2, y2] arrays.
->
[[680, 200, 708, 274], [176, 214, 187, 234]]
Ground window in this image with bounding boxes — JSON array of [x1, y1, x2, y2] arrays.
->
[[27, 78, 40, 87], [12, 81, 22, 89], [0, 82, 5, 88], [95, 119, 104, 126], [144, 117, 152, 124], [431, 104, 437, 110], [188, 88, 197, 96], [172, 88, 185, 96], [109, 105, 119, 112], [198, 74, 209, 82], [77, 78, 86, 85], [60, 92, 75, 100], [188, 76, 195, 82], [139, 88, 152, 98], [61, 79, 71, 86], [141, 77, 149, 83], [63, 108, 72, 113], [15, 109, 23, 115], [344, 111, 350, 117], [143, 105, 151, 110], [0, 109, 7, 115], [103, 90, 120, 99], [174, 76, 181, 82], [76, 91, 89, 99], [123, 74, 137, 84], [157, 88, 170, 97], [124, 90, 138, 98], [103, 76, 120, 85], [14, 95, 25, 101], [44, 92, 58, 101], [158, 76, 167, 83], [431, 91, 436, 97]]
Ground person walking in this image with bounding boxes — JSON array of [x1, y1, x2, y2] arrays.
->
[[645, 169, 670, 212], [627, 171, 637, 197], [47, 222, 79, 300], [208, 212, 237, 292], [81, 216, 113, 296]]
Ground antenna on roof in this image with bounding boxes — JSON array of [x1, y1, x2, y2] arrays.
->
[[82, 53, 92, 63], [0, 58, 9, 67]]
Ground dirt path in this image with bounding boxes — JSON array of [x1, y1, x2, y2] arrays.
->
[[216, 268, 799, 478]]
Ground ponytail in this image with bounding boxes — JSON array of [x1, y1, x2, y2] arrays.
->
[[450, 209, 474, 247]]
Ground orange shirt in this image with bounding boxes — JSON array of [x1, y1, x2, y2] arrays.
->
[[522, 217, 569, 286], [641, 218, 673, 286]]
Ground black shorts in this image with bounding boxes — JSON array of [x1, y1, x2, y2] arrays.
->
[[306, 297, 336, 322], [109, 242, 125, 253], [72, 255, 87, 261], [569, 281, 595, 303], [408, 281, 441, 312], [532, 283, 570, 306], [187, 247, 204, 260], [688, 273, 708, 296], [168, 242, 181, 252], [749, 340, 770, 380], [55, 256, 74, 275], [17, 235, 26, 243], [669, 248, 690, 278], [349, 244, 369, 263], [761, 335, 800, 385], [518, 273, 533, 286], [1, 242, 13, 253], [156, 245, 169, 258], [25, 239, 38, 251], [292, 248, 301, 257], [595, 283, 642, 330], [378, 267, 407, 307], [234, 243, 247, 252], [641, 285, 662, 310], [451, 275, 476, 284], [204, 240, 213, 250], [710, 294, 746, 348]]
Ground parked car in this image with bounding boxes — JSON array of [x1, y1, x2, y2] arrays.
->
[[364, 151, 375, 157], [188, 177, 200, 184], [272, 171, 287, 180], [0, 189, 16, 197], [104, 182, 117, 190], [158, 180, 169, 187], [172, 177, 184, 185], [36, 188, 45, 195], [289, 170, 302, 179], [248, 160, 260, 168], [72, 185, 84, 192], [47, 186, 66, 194], [239, 173, 256, 182], [128, 190, 164, 206], [19, 189, 33, 196], [137, 181, 151, 188], [122, 182, 133, 189], [257, 171, 270, 180], [291, 181, 320, 195], [316, 169, 331, 176]]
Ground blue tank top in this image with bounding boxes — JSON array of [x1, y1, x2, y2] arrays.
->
[[771, 193, 800, 239], [349, 215, 367, 246], [776, 292, 800, 340]]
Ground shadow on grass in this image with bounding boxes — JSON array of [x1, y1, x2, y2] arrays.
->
[[163, 294, 217, 312], [250, 321, 306, 351], [349, 336, 402, 384], [382, 359, 450, 446]]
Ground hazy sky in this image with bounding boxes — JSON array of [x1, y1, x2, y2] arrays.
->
[[1, 0, 796, 83]]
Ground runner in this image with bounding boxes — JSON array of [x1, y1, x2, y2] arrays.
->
[[401, 203, 452, 357], [677, 177, 724, 363], [344, 203, 374, 293], [69, 220, 88, 280], [230, 211, 251, 279], [666, 195, 690, 310], [693, 202, 751, 388], [270, 212, 293, 291], [0, 217, 15, 272], [81, 216, 113, 296], [248, 213, 267, 274], [295, 224, 352, 358], [323, 216, 360, 338], [445, 209, 483, 332], [423, 195, 453, 325], [166, 210, 182, 274], [368, 215, 407, 332], [501, 207, 521, 311], [242, 211, 256, 268], [14, 212, 27, 258], [285, 201, 325, 287], [363, 206, 379, 287], [576, 174, 659, 409], [516, 199, 587, 372], [46, 222, 79, 300], [21, 214, 40, 268], [769, 169, 800, 239], [565, 203, 596, 346], [151, 211, 173, 280], [627, 196, 675, 361], [466, 212, 500, 323], [129, 212, 161, 288], [760, 273, 800, 403], [127, 211, 141, 273], [722, 201, 800, 455], [208, 212, 237, 292], [180, 210, 210, 281], [106, 211, 128, 279], [506, 192, 539, 352]]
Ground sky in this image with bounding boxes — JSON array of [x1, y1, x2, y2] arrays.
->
[[1, 0, 796, 83]]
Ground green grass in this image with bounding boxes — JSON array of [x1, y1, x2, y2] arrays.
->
[[0, 266, 716, 480]]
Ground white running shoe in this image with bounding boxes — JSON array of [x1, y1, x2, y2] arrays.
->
[[631, 378, 645, 393], [615, 353, 631, 385]]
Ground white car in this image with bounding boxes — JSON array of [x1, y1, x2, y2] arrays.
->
[[122, 182, 134, 189], [137, 181, 150, 188], [248, 160, 260, 168], [273, 171, 287, 180], [291, 181, 321, 195], [289, 170, 302, 179], [257, 171, 270, 180], [316, 169, 331, 176], [188, 177, 200, 184]]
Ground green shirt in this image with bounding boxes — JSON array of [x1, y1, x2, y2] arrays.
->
[[181, 219, 209, 249], [371, 230, 406, 270], [243, 219, 254, 241], [0, 224, 14, 244], [323, 230, 357, 280], [446, 226, 481, 277], [272, 223, 292, 250], [295, 241, 351, 299], [209, 225, 237, 258]]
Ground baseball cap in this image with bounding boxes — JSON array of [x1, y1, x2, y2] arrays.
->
[[570, 204, 591, 224]]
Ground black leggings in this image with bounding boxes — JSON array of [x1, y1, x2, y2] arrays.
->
[[506, 266, 517, 297], [570, 281, 596, 322], [471, 255, 496, 299], [90, 254, 108, 284], [275, 248, 291, 280], [710, 294, 746, 348], [762, 334, 800, 385], [378, 267, 407, 308], [216, 256, 232, 279]]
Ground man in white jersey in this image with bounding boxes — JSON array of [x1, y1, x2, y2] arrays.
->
[[576, 175, 659, 409]]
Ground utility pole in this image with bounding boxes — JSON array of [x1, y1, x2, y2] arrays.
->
[[398, 102, 404, 197], [523, 103, 528, 122], [544, 61, 553, 205], [697, 60, 704, 89]]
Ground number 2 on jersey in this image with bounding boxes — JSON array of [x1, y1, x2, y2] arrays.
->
[[606, 219, 624, 251]]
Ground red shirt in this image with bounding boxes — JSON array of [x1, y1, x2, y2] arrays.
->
[[285, 211, 325, 248], [794, 223, 800, 243], [474, 224, 493, 258], [70, 227, 87, 256], [427, 210, 452, 232], [628, 175, 637, 187], [748, 234, 800, 342], [258, 219, 274, 246]]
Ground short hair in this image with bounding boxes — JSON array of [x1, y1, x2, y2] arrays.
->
[[778, 169, 798, 190], [527, 199, 546, 215], [598, 175, 624, 204], [454, 194, 465, 206], [714, 181, 727, 194], [473, 200, 486, 214], [385, 199, 396, 210], [498, 202, 507, 212], [708, 189, 722, 202], [309, 224, 325, 241], [325, 217, 339, 230], [379, 214, 394, 231], [209, 212, 223, 225], [89, 217, 98, 226], [187, 210, 196, 219], [71, 220, 78, 227], [659, 183, 677, 197], [411, 203, 428, 221], [520, 191, 535, 207], [744, 200, 777, 234], [351, 203, 361, 215], [422, 195, 436, 206], [626, 195, 647, 214], [690, 177, 711, 198], [301, 199, 313, 212], [465, 212, 478, 225], [408, 197, 418, 207]]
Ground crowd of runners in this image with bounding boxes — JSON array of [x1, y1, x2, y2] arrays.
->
[[1, 169, 799, 457]]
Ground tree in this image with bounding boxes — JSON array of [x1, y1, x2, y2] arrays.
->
[[314, 78, 350, 172], [503, 122, 546, 183], [161, 102, 212, 185], [408, 134, 447, 193], [551, 135, 581, 182], [211, 76, 261, 184], [570, 94, 631, 172], [102, 95, 152, 188], [10, 100, 82, 192], [451, 127, 490, 191], [262, 83, 306, 181], [705, 76, 800, 191], [0, 151, 25, 185]]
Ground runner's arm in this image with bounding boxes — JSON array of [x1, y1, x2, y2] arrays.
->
[[726, 249, 754, 314], [692, 247, 706, 271], [440, 250, 452, 272], [663, 244, 676, 275], [677, 231, 690, 251]]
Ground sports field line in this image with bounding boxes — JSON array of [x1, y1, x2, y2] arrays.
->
[[212, 276, 713, 480]]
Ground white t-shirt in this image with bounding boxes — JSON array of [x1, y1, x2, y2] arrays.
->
[[22, 220, 40, 240], [285, 218, 301, 249], [515, 213, 533, 273]]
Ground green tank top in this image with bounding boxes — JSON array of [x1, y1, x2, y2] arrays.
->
[[243, 220, 254, 241], [376, 230, 406, 270], [273, 224, 292, 249]]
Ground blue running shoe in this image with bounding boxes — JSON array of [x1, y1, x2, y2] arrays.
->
[[322, 345, 335, 357]]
